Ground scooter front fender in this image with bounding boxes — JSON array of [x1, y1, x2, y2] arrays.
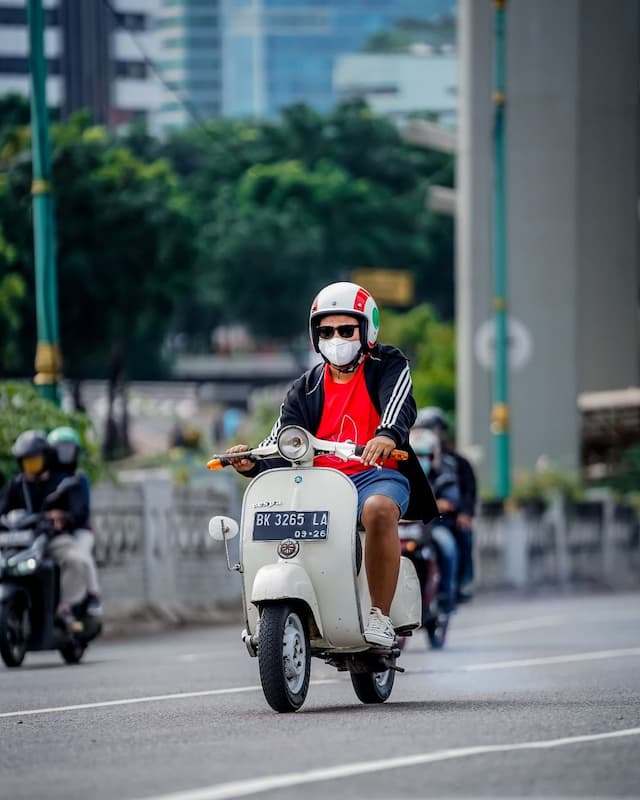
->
[[251, 563, 323, 638]]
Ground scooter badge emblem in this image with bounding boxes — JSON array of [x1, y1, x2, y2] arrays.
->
[[277, 539, 299, 559], [294, 476, 302, 484]]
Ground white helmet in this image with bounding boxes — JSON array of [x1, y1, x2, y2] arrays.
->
[[309, 282, 380, 353]]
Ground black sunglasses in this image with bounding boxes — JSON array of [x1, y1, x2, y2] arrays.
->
[[317, 324, 358, 340]]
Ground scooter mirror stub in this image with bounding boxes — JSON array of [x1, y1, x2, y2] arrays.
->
[[208, 516, 239, 541]]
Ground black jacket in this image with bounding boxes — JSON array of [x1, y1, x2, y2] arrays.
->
[[248, 345, 438, 523], [0, 471, 88, 532]]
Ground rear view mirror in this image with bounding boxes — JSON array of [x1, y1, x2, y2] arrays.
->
[[208, 516, 239, 542]]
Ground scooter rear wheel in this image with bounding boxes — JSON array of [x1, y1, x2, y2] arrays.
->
[[0, 596, 28, 668], [258, 604, 311, 713], [350, 667, 395, 704]]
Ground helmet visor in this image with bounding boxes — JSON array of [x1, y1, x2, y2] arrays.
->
[[55, 441, 78, 465], [21, 454, 45, 476]]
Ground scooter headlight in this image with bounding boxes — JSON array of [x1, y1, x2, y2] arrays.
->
[[6, 555, 37, 575], [277, 426, 311, 462]]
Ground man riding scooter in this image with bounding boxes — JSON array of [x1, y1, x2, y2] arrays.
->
[[225, 281, 437, 648], [0, 430, 91, 632], [415, 407, 477, 602], [410, 427, 460, 616], [47, 426, 103, 619]]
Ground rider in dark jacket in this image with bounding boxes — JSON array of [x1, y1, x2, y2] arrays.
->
[[0, 431, 90, 630]]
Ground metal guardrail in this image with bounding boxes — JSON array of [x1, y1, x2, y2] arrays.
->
[[92, 482, 640, 622]]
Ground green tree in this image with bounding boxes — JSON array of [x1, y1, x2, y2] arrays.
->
[[161, 102, 455, 345], [380, 304, 455, 414], [0, 112, 196, 457], [0, 113, 196, 380], [0, 381, 101, 488]]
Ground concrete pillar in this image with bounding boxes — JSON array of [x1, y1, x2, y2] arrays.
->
[[456, 0, 639, 487]]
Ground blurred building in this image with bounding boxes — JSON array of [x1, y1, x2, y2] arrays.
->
[[222, 0, 455, 117], [153, 0, 222, 132], [0, 0, 163, 128], [333, 46, 457, 125], [456, 0, 639, 483]]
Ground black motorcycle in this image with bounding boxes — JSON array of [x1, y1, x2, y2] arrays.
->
[[0, 481, 101, 668], [398, 520, 450, 649]]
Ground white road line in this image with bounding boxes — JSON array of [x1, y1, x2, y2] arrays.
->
[[0, 680, 338, 719], [462, 646, 640, 671], [132, 727, 640, 800]]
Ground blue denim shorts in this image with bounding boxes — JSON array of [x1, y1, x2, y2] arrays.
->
[[350, 468, 410, 520]]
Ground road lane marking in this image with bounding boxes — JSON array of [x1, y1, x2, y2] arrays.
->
[[0, 680, 338, 719], [132, 727, 640, 800], [462, 646, 640, 671]]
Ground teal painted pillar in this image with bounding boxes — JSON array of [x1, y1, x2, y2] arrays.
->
[[491, 0, 511, 498], [27, 0, 61, 405]]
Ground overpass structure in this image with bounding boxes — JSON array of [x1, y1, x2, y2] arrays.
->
[[454, 0, 639, 484]]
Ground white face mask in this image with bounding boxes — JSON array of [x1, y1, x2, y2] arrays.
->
[[318, 338, 362, 367]]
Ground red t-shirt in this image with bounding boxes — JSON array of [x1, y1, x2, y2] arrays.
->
[[314, 362, 397, 475]]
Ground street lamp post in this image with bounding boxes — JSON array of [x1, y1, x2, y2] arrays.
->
[[491, 0, 511, 498], [27, 0, 61, 405]]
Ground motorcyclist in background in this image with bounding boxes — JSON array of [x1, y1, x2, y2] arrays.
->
[[409, 427, 459, 615], [415, 407, 477, 602], [47, 426, 103, 618], [0, 430, 91, 631]]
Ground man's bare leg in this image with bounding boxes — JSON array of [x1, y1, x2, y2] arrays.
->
[[361, 495, 401, 615]]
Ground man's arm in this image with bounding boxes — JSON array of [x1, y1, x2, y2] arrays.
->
[[373, 349, 417, 446], [454, 452, 477, 518]]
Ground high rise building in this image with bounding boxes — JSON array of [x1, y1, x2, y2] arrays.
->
[[222, 0, 455, 118], [153, 0, 222, 132], [0, 0, 163, 128]]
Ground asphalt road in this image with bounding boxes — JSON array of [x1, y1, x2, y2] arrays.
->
[[1, 590, 639, 800]]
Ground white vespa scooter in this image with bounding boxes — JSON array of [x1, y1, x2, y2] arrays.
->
[[206, 425, 422, 713]]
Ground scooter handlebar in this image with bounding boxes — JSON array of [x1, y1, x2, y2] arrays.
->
[[353, 445, 409, 461]]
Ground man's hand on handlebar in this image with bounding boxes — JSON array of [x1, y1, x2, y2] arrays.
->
[[225, 444, 255, 473], [46, 509, 69, 532], [360, 435, 397, 467]]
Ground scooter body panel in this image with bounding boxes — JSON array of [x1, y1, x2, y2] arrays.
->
[[241, 467, 364, 648], [240, 466, 421, 650]]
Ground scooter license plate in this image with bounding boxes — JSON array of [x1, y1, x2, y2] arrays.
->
[[252, 511, 329, 541], [0, 530, 34, 547]]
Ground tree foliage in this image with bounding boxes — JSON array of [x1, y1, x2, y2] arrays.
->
[[380, 304, 455, 414], [0, 113, 196, 381], [161, 102, 454, 345], [0, 381, 101, 488]]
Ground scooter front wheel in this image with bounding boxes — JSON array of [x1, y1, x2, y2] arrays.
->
[[59, 639, 87, 665], [0, 596, 29, 668], [258, 604, 311, 713], [350, 667, 395, 704]]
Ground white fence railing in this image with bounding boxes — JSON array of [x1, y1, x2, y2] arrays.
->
[[92, 481, 640, 622]]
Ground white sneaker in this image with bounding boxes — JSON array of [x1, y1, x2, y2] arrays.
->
[[363, 607, 395, 647]]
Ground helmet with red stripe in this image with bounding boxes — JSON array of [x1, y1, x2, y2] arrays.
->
[[309, 282, 380, 353]]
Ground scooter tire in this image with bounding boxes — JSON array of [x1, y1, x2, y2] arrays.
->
[[0, 596, 28, 668], [59, 640, 87, 665], [425, 615, 449, 650], [258, 604, 311, 713], [350, 667, 395, 704]]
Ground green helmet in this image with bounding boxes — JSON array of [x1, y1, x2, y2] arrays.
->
[[47, 426, 81, 447]]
